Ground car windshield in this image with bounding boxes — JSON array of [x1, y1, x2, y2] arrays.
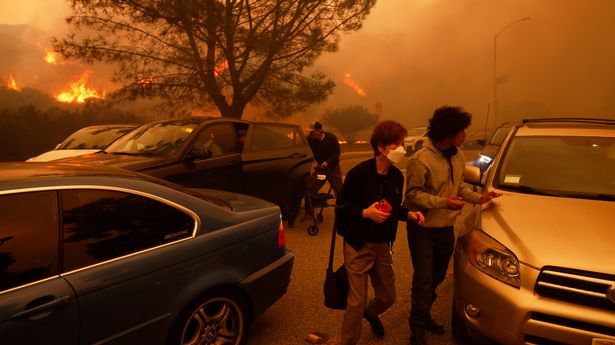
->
[[58, 126, 135, 150], [105, 121, 199, 157], [495, 135, 615, 200]]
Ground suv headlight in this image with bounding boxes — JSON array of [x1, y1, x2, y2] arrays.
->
[[467, 230, 520, 288]]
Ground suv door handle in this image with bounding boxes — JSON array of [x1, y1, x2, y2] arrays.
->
[[288, 153, 307, 158]]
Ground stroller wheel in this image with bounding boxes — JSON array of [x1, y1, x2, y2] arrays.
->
[[307, 225, 319, 236], [317, 214, 324, 223]]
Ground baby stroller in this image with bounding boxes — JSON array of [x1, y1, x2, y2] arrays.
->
[[302, 168, 336, 236]]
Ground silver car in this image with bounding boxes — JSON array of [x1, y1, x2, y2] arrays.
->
[[453, 118, 615, 345]]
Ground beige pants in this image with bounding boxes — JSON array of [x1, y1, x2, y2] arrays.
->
[[340, 241, 396, 345]]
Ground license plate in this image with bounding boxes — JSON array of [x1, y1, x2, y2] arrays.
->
[[593, 338, 615, 345]]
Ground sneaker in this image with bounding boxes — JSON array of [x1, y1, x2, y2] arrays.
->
[[410, 327, 428, 345], [363, 311, 385, 338]]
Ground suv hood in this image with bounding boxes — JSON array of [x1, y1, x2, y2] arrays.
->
[[480, 191, 615, 273], [59, 152, 167, 170]]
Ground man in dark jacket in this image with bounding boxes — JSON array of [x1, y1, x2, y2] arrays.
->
[[303, 121, 343, 219]]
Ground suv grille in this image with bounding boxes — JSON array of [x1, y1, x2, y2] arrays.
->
[[535, 267, 615, 312]]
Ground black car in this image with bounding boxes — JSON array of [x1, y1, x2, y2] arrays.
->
[[59, 117, 313, 223]]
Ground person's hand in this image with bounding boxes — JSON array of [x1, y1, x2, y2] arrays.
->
[[446, 196, 465, 210], [408, 211, 425, 225], [479, 190, 503, 204], [363, 202, 390, 223]]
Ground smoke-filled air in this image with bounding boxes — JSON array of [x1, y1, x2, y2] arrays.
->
[[2, 0, 615, 133]]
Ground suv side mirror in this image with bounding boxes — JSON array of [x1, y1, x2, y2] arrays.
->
[[464, 165, 482, 186]]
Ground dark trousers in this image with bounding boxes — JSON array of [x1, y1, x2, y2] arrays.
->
[[406, 222, 455, 326]]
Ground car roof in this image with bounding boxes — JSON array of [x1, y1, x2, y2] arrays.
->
[[516, 118, 615, 137], [80, 124, 138, 129], [146, 116, 249, 126], [0, 162, 142, 184]]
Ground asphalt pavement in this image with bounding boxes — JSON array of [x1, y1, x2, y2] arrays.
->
[[246, 147, 482, 345]]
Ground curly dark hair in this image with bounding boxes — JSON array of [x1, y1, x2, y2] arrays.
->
[[427, 105, 472, 142], [370, 120, 408, 156]]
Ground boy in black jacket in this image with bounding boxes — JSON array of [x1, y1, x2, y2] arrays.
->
[[335, 120, 425, 345]]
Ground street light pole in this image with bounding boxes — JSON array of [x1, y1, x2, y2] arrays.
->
[[493, 17, 530, 127]]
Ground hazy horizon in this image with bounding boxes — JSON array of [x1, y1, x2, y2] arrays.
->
[[2, 0, 615, 134]]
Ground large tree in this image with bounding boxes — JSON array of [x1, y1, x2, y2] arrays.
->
[[322, 104, 378, 143], [53, 0, 376, 118]]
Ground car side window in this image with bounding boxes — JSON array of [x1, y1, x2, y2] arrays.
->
[[0, 191, 59, 291], [489, 126, 511, 146], [193, 124, 239, 158], [61, 189, 195, 272], [250, 124, 299, 151]]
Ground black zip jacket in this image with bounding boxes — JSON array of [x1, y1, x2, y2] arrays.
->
[[335, 158, 409, 249], [308, 132, 341, 167]]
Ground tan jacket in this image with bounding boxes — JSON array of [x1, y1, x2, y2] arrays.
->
[[403, 138, 481, 228]]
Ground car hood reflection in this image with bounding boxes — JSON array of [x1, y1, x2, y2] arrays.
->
[[59, 152, 167, 170], [193, 188, 277, 213], [480, 191, 615, 273]]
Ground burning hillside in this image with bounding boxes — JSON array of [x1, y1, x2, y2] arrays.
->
[[0, 24, 109, 105]]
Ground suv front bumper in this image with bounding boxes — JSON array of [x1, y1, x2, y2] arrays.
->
[[453, 251, 615, 345]]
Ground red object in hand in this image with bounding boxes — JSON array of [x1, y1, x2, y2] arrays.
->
[[376, 199, 392, 213]]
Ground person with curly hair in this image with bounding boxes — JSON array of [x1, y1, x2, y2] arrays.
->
[[404, 106, 501, 345]]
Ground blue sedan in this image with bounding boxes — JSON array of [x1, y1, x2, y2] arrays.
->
[[0, 162, 294, 345]]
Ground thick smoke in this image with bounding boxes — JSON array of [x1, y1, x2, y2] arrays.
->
[[2, 0, 615, 130]]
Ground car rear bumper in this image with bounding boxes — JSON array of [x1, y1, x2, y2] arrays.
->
[[453, 251, 615, 345], [241, 250, 295, 318]]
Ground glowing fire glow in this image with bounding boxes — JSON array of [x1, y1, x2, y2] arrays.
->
[[45, 51, 58, 64], [343, 73, 366, 96], [214, 61, 228, 77], [138, 76, 155, 85], [2, 75, 19, 90], [56, 72, 103, 103]]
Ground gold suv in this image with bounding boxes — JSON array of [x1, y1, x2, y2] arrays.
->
[[453, 118, 615, 345]]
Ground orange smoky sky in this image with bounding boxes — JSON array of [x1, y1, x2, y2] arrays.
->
[[2, 0, 615, 130]]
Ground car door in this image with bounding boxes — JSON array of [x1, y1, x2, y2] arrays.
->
[[59, 188, 196, 344], [241, 123, 313, 220], [162, 123, 243, 192], [0, 191, 79, 345]]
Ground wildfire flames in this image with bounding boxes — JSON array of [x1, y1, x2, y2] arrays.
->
[[214, 61, 228, 77], [1, 75, 19, 90], [344, 73, 366, 96], [138, 76, 155, 85], [56, 72, 103, 103], [45, 51, 58, 64]]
